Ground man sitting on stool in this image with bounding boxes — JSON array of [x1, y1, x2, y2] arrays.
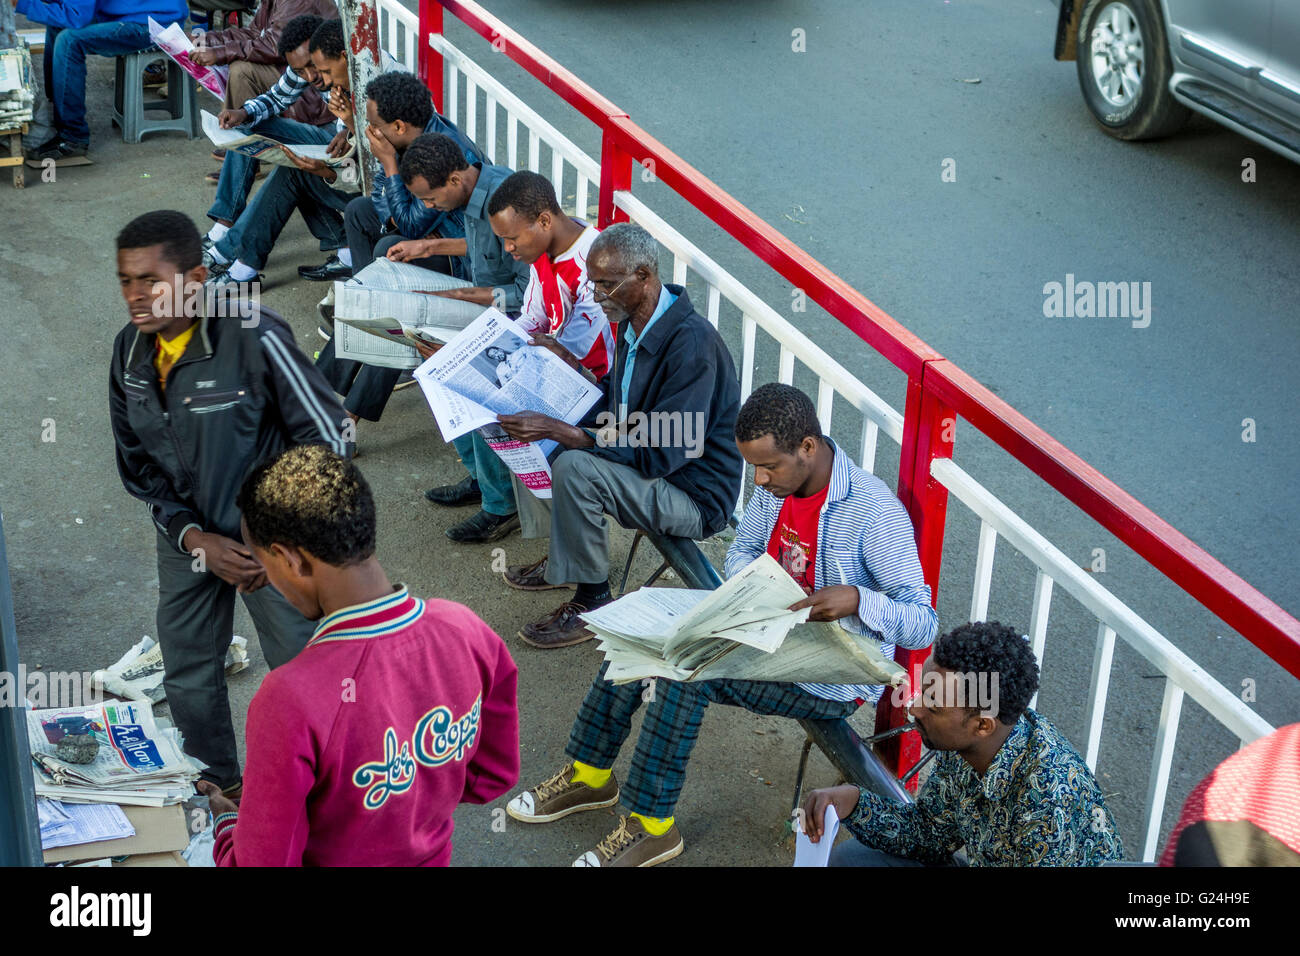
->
[[495, 222, 743, 648], [503, 383, 938, 866]]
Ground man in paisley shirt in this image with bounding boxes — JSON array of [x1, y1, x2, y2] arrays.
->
[[803, 621, 1125, 866]]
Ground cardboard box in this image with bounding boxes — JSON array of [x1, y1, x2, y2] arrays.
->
[[43, 804, 190, 864]]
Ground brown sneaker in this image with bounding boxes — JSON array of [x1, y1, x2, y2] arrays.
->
[[572, 815, 684, 867], [505, 761, 619, 823], [519, 601, 594, 648], [504, 555, 570, 591]]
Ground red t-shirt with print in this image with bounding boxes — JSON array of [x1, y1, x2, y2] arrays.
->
[[766, 484, 829, 594]]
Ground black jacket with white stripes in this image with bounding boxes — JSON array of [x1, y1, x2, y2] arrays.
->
[[109, 307, 349, 553]]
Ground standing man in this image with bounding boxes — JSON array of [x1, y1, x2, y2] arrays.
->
[[19, 0, 189, 163], [110, 209, 349, 798], [394, 132, 531, 544]]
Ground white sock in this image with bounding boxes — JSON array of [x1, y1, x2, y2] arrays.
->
[[336, 248, 353, 268], [208, 223, 230, 243], [228, 261, 258, 282], [206, 244, 230, 265]]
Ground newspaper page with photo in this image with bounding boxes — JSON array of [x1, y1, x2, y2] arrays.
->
[[414, 308, 602, 496], [149, 18, 227, 99]]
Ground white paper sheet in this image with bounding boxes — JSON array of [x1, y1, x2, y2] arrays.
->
[[793, 803, 840, 867], [39, 800, 136, 850]]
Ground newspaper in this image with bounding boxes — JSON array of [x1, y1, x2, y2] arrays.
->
[[414, 308, 601, 496], [28, 701, 202, 806], [91, 634, 247, 704], [148, 18, 227, 100], [201, 109, 357, 169], [586, 553, 907, 687], [333, 260, 482, 369], [39, 799, 135, 851]]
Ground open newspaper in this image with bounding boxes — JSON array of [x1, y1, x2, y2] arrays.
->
[[333, 258, 481, 370], [27, 701, 201, 806], [585, 553, 907, 687], [414, 307, 602, 497], [201, 109, 357, 171], [148, 18, 227, 100]]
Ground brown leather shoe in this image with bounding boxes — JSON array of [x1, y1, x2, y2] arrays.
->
[[519, 601, 594, 648], [504, 555, 570, 591]]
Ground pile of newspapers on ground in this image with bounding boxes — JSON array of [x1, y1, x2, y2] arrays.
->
[[583, 553, 909, 687], [0, 45, 35, 128], [29, 701, 201, 809]]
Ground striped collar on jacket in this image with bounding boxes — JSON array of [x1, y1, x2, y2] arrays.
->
[[308, 585, 425, 647]]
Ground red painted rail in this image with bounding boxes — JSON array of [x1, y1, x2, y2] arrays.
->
[[417, 0, 1300, 776]]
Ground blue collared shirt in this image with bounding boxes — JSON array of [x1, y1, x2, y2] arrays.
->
[[724, 439, 938, 702], [460, 163, 532, 312], [618, 285, 676, 414]]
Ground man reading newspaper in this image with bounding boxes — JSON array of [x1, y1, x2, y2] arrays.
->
[[504, 383, 938, 867]]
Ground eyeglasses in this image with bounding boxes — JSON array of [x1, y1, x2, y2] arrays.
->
[[582, 273, 634, 301]]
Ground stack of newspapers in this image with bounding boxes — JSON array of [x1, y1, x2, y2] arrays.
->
[[584, 554, 907, 687], [27, 701, 201, 807]]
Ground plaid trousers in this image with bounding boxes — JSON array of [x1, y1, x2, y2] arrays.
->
[[565, 661, 861, 818]]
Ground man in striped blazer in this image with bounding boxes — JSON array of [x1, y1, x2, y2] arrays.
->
[[504, 382, 938, 866]]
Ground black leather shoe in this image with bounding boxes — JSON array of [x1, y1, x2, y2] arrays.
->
[[446, 509, 520, 543], [298, 255, 352, 281], [424, 476, 481, 507]]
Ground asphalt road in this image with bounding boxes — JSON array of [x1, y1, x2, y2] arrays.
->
[[0, 0, 1296, 866]]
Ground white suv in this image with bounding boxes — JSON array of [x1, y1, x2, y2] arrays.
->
[[1055, 0, 1300, 162]]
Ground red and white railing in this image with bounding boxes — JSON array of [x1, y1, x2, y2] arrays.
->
[[372, 0, 1299, 860]]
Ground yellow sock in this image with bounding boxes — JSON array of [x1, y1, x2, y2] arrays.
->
[[630, 812, 675, 836], [571, 760, 612, 788]]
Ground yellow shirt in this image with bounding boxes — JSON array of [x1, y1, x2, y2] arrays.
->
[[154, 323, 197, 390]]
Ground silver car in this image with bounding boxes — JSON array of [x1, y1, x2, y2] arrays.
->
[[1055, 0, 1300, 162]]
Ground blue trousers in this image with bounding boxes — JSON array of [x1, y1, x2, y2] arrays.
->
[[453, 431, 516, 516], [208, 115, 336, 240], [214, 162, 358, 270], [43, 20, 157, 145], [565, 660, 859, 818]]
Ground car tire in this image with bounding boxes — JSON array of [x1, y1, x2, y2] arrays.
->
[[1076, 0, 1190, 140]]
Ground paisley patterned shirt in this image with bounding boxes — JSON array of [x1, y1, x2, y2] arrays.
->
[[844, 709, 1125, 866]]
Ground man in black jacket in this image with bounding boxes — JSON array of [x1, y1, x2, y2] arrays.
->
[[497, 222, 743, 648], [110, 210, 349, 796]]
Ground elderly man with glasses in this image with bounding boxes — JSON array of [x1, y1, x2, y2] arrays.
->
[[495, 222, 744, 649]]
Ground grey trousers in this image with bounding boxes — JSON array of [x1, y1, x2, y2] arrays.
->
[[154, 533, 315, 787], [517, 449, 705, 586]]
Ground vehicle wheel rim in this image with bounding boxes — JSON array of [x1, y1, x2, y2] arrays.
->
[[1089, 2, 1145, 109]]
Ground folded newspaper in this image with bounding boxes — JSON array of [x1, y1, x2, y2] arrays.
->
[[91, 634, 248, 705], [585, 553, 907, 687], [333, 258, 482, 370], [201, 109, 357, 171], [28, 701, 201, 806], [414, 307, 602, 498], [149, 18, 227, 100]]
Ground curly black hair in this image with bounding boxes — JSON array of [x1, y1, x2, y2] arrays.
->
[[237, 445, 376, 567], [308, 18, 345, 59], [734, 382, 823, 455], [277, 14, 325, 58], [932, 621, 1039, 725], [366, 71, 433, 129], [116, 210, 201, 273], [486, 169, 562, 220], [399, 132, 471, 189]]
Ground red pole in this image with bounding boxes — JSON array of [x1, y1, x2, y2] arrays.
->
[[876, 364, 954, 789], [419, 0, 445, 113], [598, 130, 633, 228]]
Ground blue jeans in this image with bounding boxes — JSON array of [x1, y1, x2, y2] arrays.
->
[[453, 432, 516, 516], [208, 116, 335, 233], [44, 20, 157, 145], [215, 164, 356, 270]]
